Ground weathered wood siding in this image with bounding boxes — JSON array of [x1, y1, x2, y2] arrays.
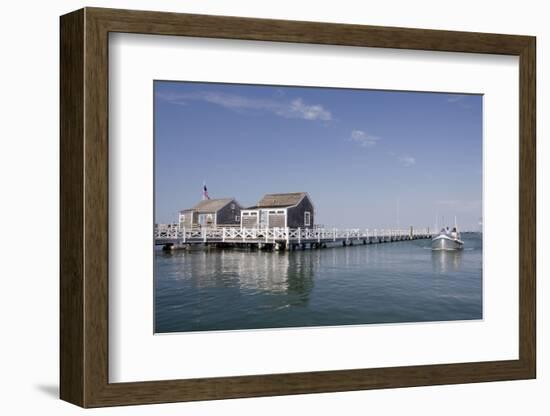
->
[[287, 196, 315, 228], [216, 201, 242, 225]]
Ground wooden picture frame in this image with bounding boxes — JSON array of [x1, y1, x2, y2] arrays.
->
[[60, 7, 536, 408]]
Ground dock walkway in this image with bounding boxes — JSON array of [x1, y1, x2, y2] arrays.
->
[[155, 226, 432, 250]]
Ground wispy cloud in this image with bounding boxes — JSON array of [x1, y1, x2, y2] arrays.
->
[[446, 94, 475, 109], [349, 130, 381, 147], [446, 95, 465, 103], [156, 91, 332, 121], [398, 155, 416, 167], [284, 98, 332, 121]]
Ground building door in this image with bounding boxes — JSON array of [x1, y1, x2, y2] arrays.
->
[[259, 210, 268, 229], [198, 214, 206, 226], [198, 213, 214, 227]]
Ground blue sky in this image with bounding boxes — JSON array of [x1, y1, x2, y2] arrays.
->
[[154, 81, 482, 230]]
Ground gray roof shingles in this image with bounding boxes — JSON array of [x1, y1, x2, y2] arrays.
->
[[255, 192, 306, 208], [181, 193, 309, 213], [180, 198, 237, 214]]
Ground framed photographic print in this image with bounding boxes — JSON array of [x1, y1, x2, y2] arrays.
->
[[60, 7, 536, 408]]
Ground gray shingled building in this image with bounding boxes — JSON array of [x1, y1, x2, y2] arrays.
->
[[241, 192, 315, 229], [179, 198, 243, 229]]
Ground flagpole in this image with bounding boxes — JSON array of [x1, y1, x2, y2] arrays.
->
[[202, 180, 210, 200]]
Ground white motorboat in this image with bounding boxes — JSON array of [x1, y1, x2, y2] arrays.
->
[[431, 225, 464, 251]]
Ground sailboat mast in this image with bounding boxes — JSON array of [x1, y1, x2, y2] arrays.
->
[[396, 198, 400, 230]]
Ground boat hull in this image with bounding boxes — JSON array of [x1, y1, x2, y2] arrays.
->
[[431, 235, 464, 251]]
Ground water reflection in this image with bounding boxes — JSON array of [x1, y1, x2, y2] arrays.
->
[[431, 249, 463, 274], [155, 234, 482, 332], [157, 248, 316, 301]]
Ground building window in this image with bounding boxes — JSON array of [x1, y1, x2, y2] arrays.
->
[[304, 211, 311, 226], [231, 203, 235, 210], [180, 214, 185, 221], [235, 216, 240, 222]]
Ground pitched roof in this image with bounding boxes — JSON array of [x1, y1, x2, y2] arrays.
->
[[256, 192, 306, 208], [180, 198, 236, 213]]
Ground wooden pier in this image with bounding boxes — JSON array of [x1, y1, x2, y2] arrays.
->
[[155, 225, 432, 251]]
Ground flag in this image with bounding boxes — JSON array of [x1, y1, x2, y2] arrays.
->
[[202, 183, 210, 200]]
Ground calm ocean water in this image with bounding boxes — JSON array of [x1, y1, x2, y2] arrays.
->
[[155, 233, 482, 333]]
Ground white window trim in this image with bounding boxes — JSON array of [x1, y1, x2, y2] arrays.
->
[[304, 211, 311, 226]]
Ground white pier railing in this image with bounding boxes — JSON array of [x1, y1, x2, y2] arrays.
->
[[155, 225, 431, 245]]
